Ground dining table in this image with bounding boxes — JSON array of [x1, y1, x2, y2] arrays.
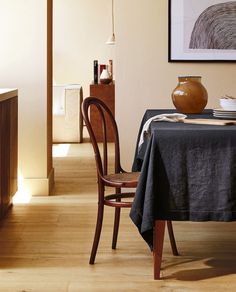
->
[[130, 109, 236, 279]]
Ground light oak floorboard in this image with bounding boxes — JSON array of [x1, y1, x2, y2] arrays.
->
[[0, 143, 236, 291]]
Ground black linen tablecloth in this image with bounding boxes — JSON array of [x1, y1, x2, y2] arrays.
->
[[130, 109, 236, 248]]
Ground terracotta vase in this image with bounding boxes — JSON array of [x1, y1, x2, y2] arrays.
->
[[171, 76, 208, 114]]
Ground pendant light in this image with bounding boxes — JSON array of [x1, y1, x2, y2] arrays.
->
[[106, 0, 115, 45]]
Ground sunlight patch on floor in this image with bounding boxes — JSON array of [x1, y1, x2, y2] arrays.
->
[[53, 144, 71, 157], [13, 172, 32, 204], [13, 190, 31, 204]]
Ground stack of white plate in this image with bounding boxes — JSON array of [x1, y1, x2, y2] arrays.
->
[[213, 108, 236, 119]]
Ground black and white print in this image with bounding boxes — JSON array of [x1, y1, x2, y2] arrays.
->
[[189, 1, 236, 50], [169, 0, 236, 61]]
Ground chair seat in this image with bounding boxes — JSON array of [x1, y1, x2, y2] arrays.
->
[[104, 171, 140, 187]]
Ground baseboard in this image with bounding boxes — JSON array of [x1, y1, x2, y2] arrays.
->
[[48, 167, 55, 195], [23, 168, 55, 196]]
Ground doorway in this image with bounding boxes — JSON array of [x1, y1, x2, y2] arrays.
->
[[49, 0, 115, 193]]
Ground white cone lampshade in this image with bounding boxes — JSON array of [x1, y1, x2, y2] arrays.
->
[[106, 0, 115, 45], [106, 33, 115, 45]]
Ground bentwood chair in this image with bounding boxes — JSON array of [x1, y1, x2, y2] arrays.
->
[[81, 97, 178, 264]]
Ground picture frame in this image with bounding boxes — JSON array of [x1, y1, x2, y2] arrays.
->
[[168, 0, 236, 62]]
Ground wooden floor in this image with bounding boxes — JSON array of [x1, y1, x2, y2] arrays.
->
[[0, 143, 236, 291]]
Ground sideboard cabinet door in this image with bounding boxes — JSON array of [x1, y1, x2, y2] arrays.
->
[[0, 96, 18, 219]]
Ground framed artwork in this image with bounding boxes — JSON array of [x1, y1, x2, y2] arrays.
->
[[168, 0, 236, 62]]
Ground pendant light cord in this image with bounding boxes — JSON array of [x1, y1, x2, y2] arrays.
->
[[112, 0, 115, 35]]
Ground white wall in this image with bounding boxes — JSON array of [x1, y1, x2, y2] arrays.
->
[[115, 0, 236, 170], [53, 0, 115, 97], [0, 0, 50, 195]]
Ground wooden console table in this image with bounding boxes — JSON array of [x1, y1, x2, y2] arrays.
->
[[89, 83, 115, 142], [0, 89, 18, 219]]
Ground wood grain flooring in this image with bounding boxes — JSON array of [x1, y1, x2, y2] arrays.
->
[[0, 143, 236, 291]]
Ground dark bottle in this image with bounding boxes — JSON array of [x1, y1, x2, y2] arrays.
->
[[93, 60, 98, 84]]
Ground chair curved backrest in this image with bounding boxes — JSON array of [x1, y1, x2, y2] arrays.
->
[[82, 97, 122, 179]]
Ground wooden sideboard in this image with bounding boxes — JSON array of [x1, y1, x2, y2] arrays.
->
[[89, 83, 115, 142], [0, 89, 18, 219]]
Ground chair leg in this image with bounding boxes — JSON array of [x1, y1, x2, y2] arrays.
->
[[112, 188, 121, 249], [112, 207, 121, 249], [167, 220, 179, 256], [153, 220, 166, 280], [89, 202, 104, 264]]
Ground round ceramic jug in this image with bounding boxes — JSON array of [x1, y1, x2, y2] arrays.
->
[[171, 76, 208, 114]]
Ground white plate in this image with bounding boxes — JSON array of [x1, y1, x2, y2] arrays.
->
[[213, 113, 236, 119], [214, 108, 236, 113], [213, 112, 236, 115]]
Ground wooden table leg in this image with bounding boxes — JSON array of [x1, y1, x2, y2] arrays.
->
[[153, 220, 166, 280], [167, 220, 179, 256]]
